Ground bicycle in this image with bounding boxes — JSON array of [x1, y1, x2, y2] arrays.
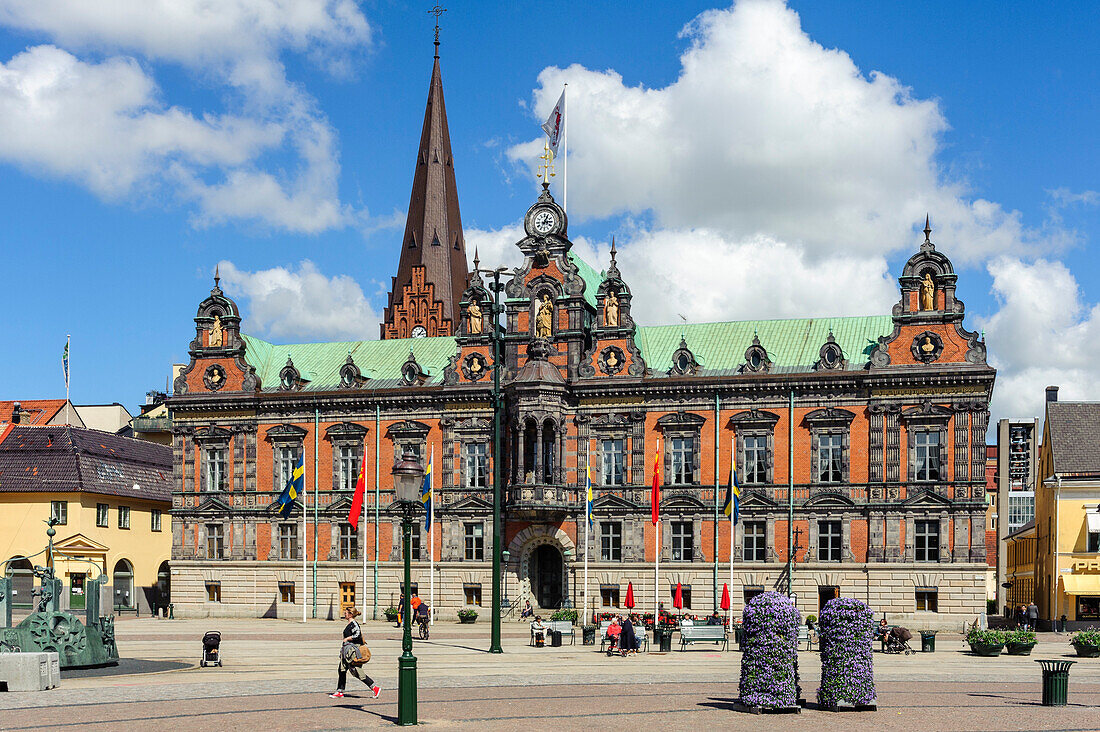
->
[[417, 616, 430, 640]]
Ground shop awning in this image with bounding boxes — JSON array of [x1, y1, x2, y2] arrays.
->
[[1061, 574, 1100, 595], [1087, 512, 1100, 533]]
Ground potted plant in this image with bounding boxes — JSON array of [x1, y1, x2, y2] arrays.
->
[[816, 597, 876, 709], [1005, 628, 1037, 656], [966, 627, 1006, 656], [550, 608, 578, 624], [384, 606, 399, 623], [458, 608, 478, 624], [1070, 628, 1100, 658]]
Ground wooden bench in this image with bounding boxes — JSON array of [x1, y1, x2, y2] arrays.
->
[[530, 620, 575, 646], [678, 624, 728, 651], [599, 621, 649, 653]]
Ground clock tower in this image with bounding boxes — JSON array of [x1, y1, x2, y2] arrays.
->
[[381, 41, 469, 339]]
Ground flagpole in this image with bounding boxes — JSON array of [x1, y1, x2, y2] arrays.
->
[[654, 517, 660, 624], [429, 445, 435, 626], [729, 437, 735, 629], [362, 437, 368, 618], [302, 451, 308, 624], [583, 442, 590, 626], [562, 84, 567, 215], [64, 335, 71, 425]]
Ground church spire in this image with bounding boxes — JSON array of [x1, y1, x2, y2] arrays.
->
[[381, 32, 469, 339]]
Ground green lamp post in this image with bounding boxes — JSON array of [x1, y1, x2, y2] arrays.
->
[[392, 452, 425, 726]]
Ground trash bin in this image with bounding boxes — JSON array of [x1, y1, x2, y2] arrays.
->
[[1036, 659, 1075, 706], [654, 627, 673, 653], [920, 630, 937, 652], [550, 629, 563, 647], [582, 626, 596, 645]]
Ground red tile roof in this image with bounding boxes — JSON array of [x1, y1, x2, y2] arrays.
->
[[0, 400, 70, 425]]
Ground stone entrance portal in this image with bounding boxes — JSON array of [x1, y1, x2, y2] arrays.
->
[[532, 544, 564, 610]]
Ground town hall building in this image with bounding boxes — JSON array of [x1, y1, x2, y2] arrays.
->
[[166, 48, 995, 627]]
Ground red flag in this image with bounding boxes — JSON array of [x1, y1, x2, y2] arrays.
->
[[348, 444, 366, 530], [625, 581, 636, 609], [673, 582, 684, 610], [720, 583, 731, 611], [651, 447, 661, 525]]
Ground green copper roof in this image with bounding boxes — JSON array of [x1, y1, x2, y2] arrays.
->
[[241, 334, 457, 390], [568, 251, 603, 309], [635, 315, 894, 374]]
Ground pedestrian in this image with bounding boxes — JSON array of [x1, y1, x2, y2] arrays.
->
[[330, 606, 380, 700], [1027, 601, 1039, 630], [1015, 605, 1026, 629], [620, 614, 640, 656]]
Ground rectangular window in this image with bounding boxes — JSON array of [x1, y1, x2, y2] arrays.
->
[[410, 524, 422, 561], [669, 437, 694, 485], [818, 520, 842, 562], [744, 435, 768, 484], [279, 582, 296, 604], [817, 433, 843, 483], [206, 447, 227, 491], [464, 583, 482, 606], [96, 503, 109, 527], [600, 521, 623, 561], [671, 521, 694, 561], [743, 521, 766, 562], [600, 438, 625, 486], [50, 501, 67, 525], [914, 431, 941, 481], [670, 584, 692, 609], [915, 520, 940, 562], [151, 509, 162, 532], [464, 523, 484, 561], [601, 585, 620, 608], [277, 446, 299, 489], [279, 523, 298, 560], [338, 445, 361, 492], [1008, 494, 1035, 531], [117, 505, 130, 530], [915, 588, 939, 612], [339, 523, 358, 560], [205, 581, 222, 602], [464, 442, 488, 488], [743, 585, 764, 605], [206, 523, 224, 559], [1088, 512, 1100, 553]]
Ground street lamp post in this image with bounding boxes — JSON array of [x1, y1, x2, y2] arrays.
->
[[392, 452, 425, 726], [474, 264, 508, 655]]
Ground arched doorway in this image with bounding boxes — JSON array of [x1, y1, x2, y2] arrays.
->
[[112, 559, 134, 610], [156, 561, 171, 614], [7, 557, 34, 609], [531, 545, 564, 609]]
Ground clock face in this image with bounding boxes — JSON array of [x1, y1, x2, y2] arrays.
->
[[411, 325, 427, 338], [533, 209, 557, 234]]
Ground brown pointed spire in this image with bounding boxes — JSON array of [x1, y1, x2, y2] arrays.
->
[[382, 49, 469, 339]]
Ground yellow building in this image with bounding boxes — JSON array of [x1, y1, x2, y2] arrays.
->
[[0, 424, 172, 616], [1004, 520, 1035, 610], [1034, 387, 1100, 628]]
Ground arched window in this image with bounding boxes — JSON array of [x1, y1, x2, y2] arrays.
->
[[112, 558, 135, 609]]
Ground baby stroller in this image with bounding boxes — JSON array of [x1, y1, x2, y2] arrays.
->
[[883, 626, 913, 655], [200, 630, 222, 667]]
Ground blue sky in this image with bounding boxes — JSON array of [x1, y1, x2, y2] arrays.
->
[[0, 1, 1097, 424]]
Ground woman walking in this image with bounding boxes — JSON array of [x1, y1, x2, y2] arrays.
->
[[330, 606, 381, 699]]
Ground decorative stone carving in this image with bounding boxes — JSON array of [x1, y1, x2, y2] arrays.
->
[[401, 350, 428, 386], [203, 364, 227, 391], [604, 290, 620, 327], [467, 300, 483, 335], [814, 332, 847, 371], [279, 356, 301, 391], [462, 352, 489, 381], [535, 294, 553, 338], [741, 334, 771, 373], [911, 331, 944, 363], [339, 353, 366, 389], [599, 346, 625, 375], [919, 272, 936, 311], [670, 337, 699, 375], [208, 315, 224, 347]]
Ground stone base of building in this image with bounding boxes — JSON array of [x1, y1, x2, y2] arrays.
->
[[169, 559, 985, 630]]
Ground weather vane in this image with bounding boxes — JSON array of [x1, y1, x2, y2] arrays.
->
[[537, 140, 556, 186], [428, 5, 446, 56]]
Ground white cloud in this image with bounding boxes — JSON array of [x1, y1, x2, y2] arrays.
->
[[0, 1, 370, 232], [510, 0, 1052, 265], [978, 258, 1100, 421], [218, 259, 380, 340]]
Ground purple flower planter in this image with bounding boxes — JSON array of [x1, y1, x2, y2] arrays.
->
[[816, 597, 876, 707], [738, 591, 801, 709]]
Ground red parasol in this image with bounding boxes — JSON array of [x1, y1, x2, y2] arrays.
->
[[625, 581, 636, 609], [673, 582, 684, 610], [720, 583, 731, 611]]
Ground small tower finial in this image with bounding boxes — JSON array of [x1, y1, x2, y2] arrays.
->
[[537, 139, 556, 188], [473, 246, 480, 271], [924, 214, 932, 243], [214, 263, 220, 289], [428, 5, 446, 58], [610, 236, 617, 262]]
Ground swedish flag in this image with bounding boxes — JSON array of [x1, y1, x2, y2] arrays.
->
[[421, 454, 433, 529], [722, 462, 740, 523], [275, 455, 304, 517], [585, 464, 593, 527]]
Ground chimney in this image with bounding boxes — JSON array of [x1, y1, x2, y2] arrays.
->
[[1046, 385, 1059, 403], [11, 402, 21, 424]]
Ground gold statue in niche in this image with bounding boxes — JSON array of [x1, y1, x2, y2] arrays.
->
[[605, 290, 620, 327], [467, 300, 483, 334], [919, 272, 936, 311], [209, 315, 224, 347], [535, 294, 553, 338], [920, 336, 935, 355]]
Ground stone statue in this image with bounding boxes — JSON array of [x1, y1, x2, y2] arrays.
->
[[209, 315, 224, 347], [467, 300, 483, 335], [605, 290, 620, 327], [606, 350, 619, 368], [535, 294, 553, 338], [920, 336, 935, 354], [919, 272, 935, 311]]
